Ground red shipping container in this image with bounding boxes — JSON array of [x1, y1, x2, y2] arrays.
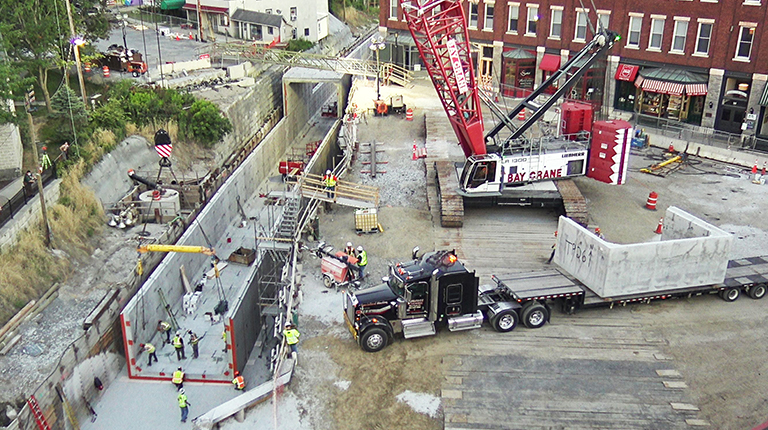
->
[[560, 102, 593, 137]]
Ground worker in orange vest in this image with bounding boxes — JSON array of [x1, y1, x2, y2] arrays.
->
[[232, 371, 245, 391]]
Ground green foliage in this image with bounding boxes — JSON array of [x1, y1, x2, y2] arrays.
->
[[286, 38, 315, 52], [0, 61, 35, 125], [179, 100, 233, 147], [42, 85, 90, 145], [90, 100, 128, 140]]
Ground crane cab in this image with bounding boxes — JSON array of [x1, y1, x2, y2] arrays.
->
[[458, 154, 504, 196]]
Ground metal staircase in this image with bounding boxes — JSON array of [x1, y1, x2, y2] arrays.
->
[[27, 396, 51, 430], [202, 43, 413, 86], [277, 195, 299, 239]]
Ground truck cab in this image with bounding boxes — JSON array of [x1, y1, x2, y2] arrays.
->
[[344, 249, 490, 352]]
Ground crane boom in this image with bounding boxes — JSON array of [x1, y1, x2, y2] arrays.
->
[[401, 0, 486, 157]]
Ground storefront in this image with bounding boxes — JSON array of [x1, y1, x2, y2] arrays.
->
[[567, 56, 606, 112], [501, 47, 535, 98], [716, 76, 752, 134], [539, 53, 560, 95], [614, 64, 639, 112], [759, 86, 768, 139], [633, 68, 708, 126]]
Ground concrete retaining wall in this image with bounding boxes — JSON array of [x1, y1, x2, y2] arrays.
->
[[0, 123, 22, 181], [555, 206, 733, 297], [83, 136, 157, 207]]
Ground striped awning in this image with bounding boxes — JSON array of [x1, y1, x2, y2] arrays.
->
[[685, 83, 708, 96], [641, 78, 684, 96], [760, 84, 768, 106]]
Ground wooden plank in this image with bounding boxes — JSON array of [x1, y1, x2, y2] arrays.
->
[[180, 265, 192, 295]]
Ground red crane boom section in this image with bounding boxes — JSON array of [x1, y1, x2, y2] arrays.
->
[[401, 0, 486, 157]]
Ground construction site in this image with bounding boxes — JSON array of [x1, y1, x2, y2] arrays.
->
[[3, 4, 768, 430]]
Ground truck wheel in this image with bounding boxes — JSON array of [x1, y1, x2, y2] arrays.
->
[[322, 274, 333, 289], [749, 284, 767, 300], [491, 309, 518, 333], [522, 304, 548, 329], [132, 71, 140, 77], [720, 288, 740, 302], [360, 328, 387, 352]]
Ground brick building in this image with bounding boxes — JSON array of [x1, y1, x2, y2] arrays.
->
[[379, 0, 768, 140]]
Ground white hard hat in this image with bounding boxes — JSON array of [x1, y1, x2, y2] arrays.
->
[[346, 242, 352, 247], [357, 245, 363, 252], [179, 388, 185, 394], [326, 169, 331, 174]]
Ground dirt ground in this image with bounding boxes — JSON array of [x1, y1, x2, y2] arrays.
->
[[285, 75, 768, 430]]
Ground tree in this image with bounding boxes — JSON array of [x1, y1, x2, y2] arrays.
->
[[45, 84, 89, 144], [0, 0, 108, 112], [0, 60, 34, 125], [181, 100, 232, 147]]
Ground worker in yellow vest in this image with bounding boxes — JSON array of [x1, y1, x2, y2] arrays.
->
[[283, 323, 300, 359], [139, 343, 158, 367], [232, 371, 245, 390], [172, 331, 186, 360], [323, 169, 337, 198], [157, 320, 172, 344], [178, 388, 191, 423], [172, 367, 185, 389], [356, 246, 368, 279]]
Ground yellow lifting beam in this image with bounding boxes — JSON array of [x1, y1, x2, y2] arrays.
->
[[137, 244, 216, 255]]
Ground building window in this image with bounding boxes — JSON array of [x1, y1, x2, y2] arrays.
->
[[265, 8, 272, 13], [649, 17, 665, 50], [268, 26, 274, 35], [290, 7, 297, 21], [574, 10, 588, 41], [549, 8, 562, 38], [671, 19, 688, 53], [508, 4, 519, 33], [695, 21, 713, 55], [390, 0, 397, 19], [292, 28, 297, 39], [735, 25, 755, 60], [597, 11, 610, 30], [304, 28, 309, 36], [526, 5, 538, 35], [627, 15, 642, 48], [468, 3, 478, 28], [484, 4, 494, 30]]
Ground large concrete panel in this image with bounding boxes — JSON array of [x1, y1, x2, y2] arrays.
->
[[555, 206, 732, 297]]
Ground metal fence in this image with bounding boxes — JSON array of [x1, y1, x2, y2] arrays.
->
[[0, 165, 57, 230], [631, 113, 768, 153]]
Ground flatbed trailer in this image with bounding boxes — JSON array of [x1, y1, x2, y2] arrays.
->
[[491, 256, 768, 323]]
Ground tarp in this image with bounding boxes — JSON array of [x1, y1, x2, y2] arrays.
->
[[615, 64, 639, 82], [539, 54, 560, 72]]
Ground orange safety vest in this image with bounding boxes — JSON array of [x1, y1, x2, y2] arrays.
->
[[233, 375, 245, 390]]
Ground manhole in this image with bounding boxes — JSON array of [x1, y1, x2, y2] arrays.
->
[[22, 343, 45, 357]]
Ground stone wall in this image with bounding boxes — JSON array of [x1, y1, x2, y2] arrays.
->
[[0, 124, 22, 181], [0, 180, 61, 251]]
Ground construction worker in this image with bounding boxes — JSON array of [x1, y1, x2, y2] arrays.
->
[[140, 343, 158, 366], [547, 231, 557, 264], [344, 242, 356, 257], [232, 371, 245, 391], [178, 388, 191, 423], [157, 320, 172, 344], [595, 227, 604, 240], [172, 331, 186, 360], [222, 330, 228, 353], [23, 170, 35, 197], [356, 245, 368, 278], [283, 323, 300, 357], [172, 367, 185, 389], [188, 331, 200, 359], [323, 169, 337, 199]]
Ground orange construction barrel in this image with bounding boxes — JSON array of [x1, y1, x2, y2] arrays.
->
[[406, 108, 413, 121], [102, 66, 110, 78], [517, 109, 526, 121], [646, 191, 658, 210]]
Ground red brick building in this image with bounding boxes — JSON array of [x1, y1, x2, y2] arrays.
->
[[379, 0, 768, 139]]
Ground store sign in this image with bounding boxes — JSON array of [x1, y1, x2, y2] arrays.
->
[[446, 39, 469, 94]]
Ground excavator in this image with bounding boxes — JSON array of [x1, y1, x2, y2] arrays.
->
[[400, 0, 620, 201]]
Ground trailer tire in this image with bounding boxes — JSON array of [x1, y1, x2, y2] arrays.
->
[[720, 288, 740, 302], [748, 284, 767, 300], [360, 327, 388, 353], [491, 309, 518, 333], [322, 274, 333, 289], [522, 303, 548, 329]]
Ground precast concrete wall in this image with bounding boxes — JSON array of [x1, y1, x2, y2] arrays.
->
[[554, 206, 733, 297]]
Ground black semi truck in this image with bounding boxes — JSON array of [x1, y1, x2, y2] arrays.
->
[[343, 249, 768, 352]]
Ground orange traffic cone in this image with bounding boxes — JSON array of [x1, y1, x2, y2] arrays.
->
[[655, 218, 664, 234], [517, 110, 526, 121], [412, 144, 417, 161], [752, 160, 758, 175]]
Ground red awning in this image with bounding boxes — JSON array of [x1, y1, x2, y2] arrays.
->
[[641, 78, 684, 96], [615, 64, 639, 82], [182, 3, 228, 13], [685, 83, 708, 96], [539, 54, 561, 72]]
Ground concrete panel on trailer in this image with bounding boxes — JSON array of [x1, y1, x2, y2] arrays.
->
[[554, 206, 732, 297]]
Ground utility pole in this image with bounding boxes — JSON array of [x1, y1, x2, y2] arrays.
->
[[62, 0, 89, 110], [25, 93, 51, 248]]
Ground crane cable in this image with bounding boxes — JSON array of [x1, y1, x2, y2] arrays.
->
[[194, 217, 227, 303]]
